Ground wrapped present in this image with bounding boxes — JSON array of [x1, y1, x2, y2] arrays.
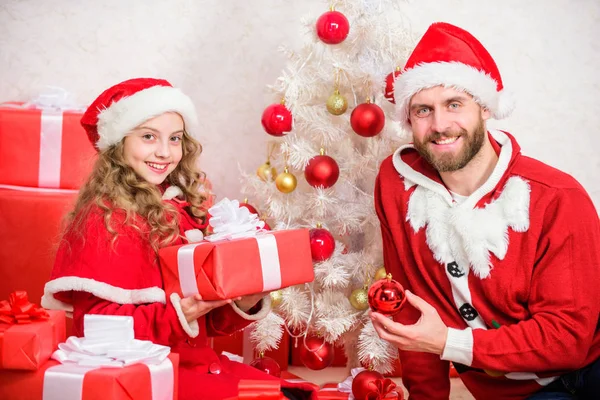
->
[[224, 380, 287, 400], [159, 199, 314, 300], [0, 88, 96, 189], [0, 291, 66, 370], [318, 368, 403, 400], [0, 315, 179, 400]]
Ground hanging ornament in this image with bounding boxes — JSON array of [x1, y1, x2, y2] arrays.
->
[[298, 336, 335, 370], [384, 67, 402, 104], [316, 7, 350, 45], [256, 160, 277, 182], [261, 100, 292, 137], [250, 354, 281, 377], [350, 286, 369, 311], [270, 290, 283, 308], [374, 266, 387, 281], [352, 369, 396, 400], [275, 166, 297, 193], [350, 98, 385, 137], [304, 148, 339, 189], [368, 273, 406, 316], [261, 216, 272, 231], [326, 89, 348, 115], [240, 198, 258, 215], [309, 223, 335, 262]]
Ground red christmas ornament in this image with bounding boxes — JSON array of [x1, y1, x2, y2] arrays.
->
[[304, 149, 339, 188], [350, 100, 385, 137], [352, 370, 397, 400], [261, 101, 292, 137], [239, 199, 258, 215], [384, 68, 402, 104], [262, 220, 271, 231], [298, 336, 335, 370], [316, 10, 350, 45], [249, 355, 281, 377], [309, 225, 335, 262], [368, 274, 406, 316]]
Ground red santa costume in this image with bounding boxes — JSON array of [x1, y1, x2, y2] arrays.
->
[[41, 78, 317, 400], [376, 23, 600, 399]]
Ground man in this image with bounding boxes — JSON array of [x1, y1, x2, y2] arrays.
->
[[372, 22, 600, 399]]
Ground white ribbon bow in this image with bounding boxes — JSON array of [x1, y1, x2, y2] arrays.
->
[[51, 315, 170, 367], [205, 198, 265, 242], [23, 86, 84, 111]]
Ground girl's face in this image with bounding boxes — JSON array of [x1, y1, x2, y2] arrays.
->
[[123, 112, 184, 185]]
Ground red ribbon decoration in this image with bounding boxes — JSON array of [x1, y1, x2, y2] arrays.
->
[[0, 291, 49, 325], [236, 380, 287, 400], [365, 378, 399, 400]]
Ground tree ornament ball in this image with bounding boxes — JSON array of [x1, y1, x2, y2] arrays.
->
[[275, 167, 297, 193], [239, 200, 258, 215], [249, 355, 281, 377], [326, 89, 348, 115], [304, 152, 340, 189], [316, 10, 350, 45], [270, 290, 283, 308], [257, 161, 277, 182], [261, 102, 292, 137], [374, 266, 387, 281], [384, 68, 402, 104], [368, 274, 406, 316], [352, 370, 385, 400], [350, 287, 369, 311], [299, 336, 335, 370], [350, 101, 385, 137], [309, 226, 335, 262]]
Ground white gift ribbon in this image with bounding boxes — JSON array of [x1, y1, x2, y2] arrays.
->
[[42, 315, 173, 400], [205, 198, 265, 242]]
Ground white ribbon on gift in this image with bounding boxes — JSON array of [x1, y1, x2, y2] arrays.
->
[[1, 87, 85, 188], [42, 315, 174, 400], [176, 198, 282, 297]]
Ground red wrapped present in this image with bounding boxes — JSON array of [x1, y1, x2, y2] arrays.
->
[[0, 101, 96, 189], [0, 291, 66, 370], [159, 229, 314, 301]]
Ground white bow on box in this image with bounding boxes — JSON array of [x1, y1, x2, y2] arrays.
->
[[23, 86, 84, 111], [205, 198, 266, 242]]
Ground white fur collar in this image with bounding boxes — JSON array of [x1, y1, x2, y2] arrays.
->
[[393, 130, 531, 278]]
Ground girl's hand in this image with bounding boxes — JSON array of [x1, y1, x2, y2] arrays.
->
[[234, 292, 268, 312], [180, 293, 232, 323]]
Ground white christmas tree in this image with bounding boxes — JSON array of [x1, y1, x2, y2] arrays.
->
[[241, 0, 415, 373]]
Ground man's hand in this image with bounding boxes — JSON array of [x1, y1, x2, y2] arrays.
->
[[370, 290, 448, 355], [180, 294, 233, 323]]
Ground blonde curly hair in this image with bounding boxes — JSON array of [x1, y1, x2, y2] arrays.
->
[[63, 130, 207, 252]]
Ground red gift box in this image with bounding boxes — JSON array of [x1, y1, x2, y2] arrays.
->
[[0, 307, 66, 371], [159, 229, 315, 300], [0, 352, 179, 400], [0, 102, 96, 189]]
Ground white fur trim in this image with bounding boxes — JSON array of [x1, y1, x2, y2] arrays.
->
[[184, 229, 204, 243], [230, 295, 272, 321], [169, 292, 199, 338], [42, 277, 166, 311], [162, 185, 184, 200], [394, 61, 515, 131], [96, 85, 199, 150], [441, 327, 473, 366]]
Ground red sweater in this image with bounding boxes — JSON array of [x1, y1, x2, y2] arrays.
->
[[374, 130, 600, 399]]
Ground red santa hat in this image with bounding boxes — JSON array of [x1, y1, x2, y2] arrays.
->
[[394, 22, 514, 131], [81, 78, 199, 151]]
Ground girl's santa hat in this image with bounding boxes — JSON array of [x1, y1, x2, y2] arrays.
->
[[394, 22, 515, 131], [81, 78, 199, 150]]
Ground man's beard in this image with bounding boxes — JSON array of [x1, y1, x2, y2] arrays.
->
[[414, 117, 486, 172]]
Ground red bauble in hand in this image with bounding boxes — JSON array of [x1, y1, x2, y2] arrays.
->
[[304, 150, 339, 188], [299, 336, 335, 370], [350, 101, 385, 137], [316, 10, 350, 44], [309, 226, 335, 261], [368, 274, 406, 316], [249, 355, 281, 377], [384, 68, 402, 104], [261, 102, 292, 136]]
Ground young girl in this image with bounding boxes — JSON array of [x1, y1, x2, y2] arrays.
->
[[41, 78, 316, 400]]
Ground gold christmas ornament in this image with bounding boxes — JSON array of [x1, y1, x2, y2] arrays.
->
[[270, 290, 283, 308], [350, 287, 369, 311], [257, 160, 277, 182], [326, 89, 348, 115], [374, 266, 387, 281], [275, 166, 297, 193]]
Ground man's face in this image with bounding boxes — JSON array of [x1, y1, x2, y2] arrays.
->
[[408, 86, 490, 172]]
